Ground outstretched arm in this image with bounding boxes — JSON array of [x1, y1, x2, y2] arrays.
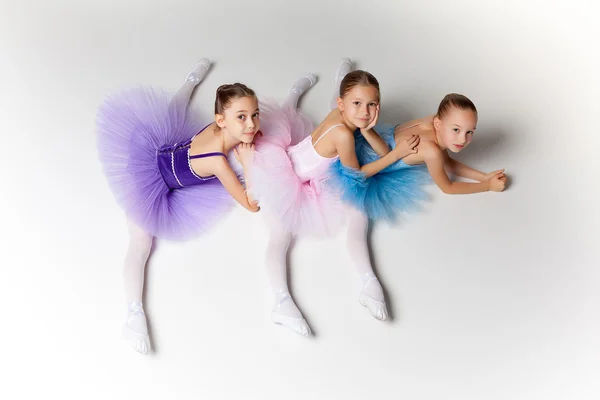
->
[[445, 155, 487, 182], [445, 153, 507, 186], [423, 142, 499, 194]]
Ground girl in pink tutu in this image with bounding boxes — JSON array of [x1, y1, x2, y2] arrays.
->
[[96, 59, 259, 354], [249, 67, 419, 336]]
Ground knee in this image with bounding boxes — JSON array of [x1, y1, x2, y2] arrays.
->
[[267, 237, 290, 253], [267, 230, 292, 249], [129, 232, 153, 253], [348, 213, 369, 236]]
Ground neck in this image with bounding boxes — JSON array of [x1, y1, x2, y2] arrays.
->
[[433, 127, 447, 151], [221, 130, 240, 153], [339, 111, 358, 132]]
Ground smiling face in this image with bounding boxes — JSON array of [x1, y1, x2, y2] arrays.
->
[[337, 84, 380, 129], [215, 95, 259, 144], [434, 106, 477, 153], [337, 70, 381, 129]]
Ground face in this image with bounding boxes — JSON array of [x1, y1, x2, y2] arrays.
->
[[434, 107, 477, 153], [215, 96, 260, 143], [337, 85, 379, 129]]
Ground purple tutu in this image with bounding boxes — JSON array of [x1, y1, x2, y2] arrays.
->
[[96, 86, 233, 240]]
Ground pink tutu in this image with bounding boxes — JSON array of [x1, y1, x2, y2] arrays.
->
[[249, 100, 346, 237]]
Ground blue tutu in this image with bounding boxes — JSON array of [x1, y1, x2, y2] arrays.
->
[[330, 123, 430, 221]]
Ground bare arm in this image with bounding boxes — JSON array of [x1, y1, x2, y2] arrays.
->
[[335, 129, 402, 178], [422, 143, 490, 195], [213, 158, 259, 212], [233, 143, 259, 204], [240, 162, 257, 204], [445, 156, 488, 182], [359, 128, 390, 157]]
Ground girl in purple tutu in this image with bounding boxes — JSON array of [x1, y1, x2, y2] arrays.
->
[[96, 59, 260, 354]]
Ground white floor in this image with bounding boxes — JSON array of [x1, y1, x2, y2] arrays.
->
[[1, 1, 598, 399]]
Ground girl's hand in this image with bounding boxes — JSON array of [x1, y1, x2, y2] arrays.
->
[[488, 172, 507, 192], [363, 105, 380, 131], [234, 143, 255, 166], [484, 169, 506, 181], [393, 135, 420, 159]]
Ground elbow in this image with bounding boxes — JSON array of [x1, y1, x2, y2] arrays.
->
[[247, 202, 260, 213], [439, 184, 454, 195], [375, 146, 389, 157], [360, 169, 373, 178]]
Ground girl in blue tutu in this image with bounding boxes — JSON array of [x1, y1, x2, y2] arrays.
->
[[96, 59, 260, 354]]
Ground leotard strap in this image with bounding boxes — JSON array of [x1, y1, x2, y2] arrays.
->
[[313, 124, 344, 146], [189, 152, 226, 159]]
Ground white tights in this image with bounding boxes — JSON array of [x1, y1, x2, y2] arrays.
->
[[120, 59, 211, 354], [266, 65, 388, 337]]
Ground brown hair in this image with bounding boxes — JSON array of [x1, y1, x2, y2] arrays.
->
[[436, 93, 477, 119], [214, 83, 256, 114], [339, 70, 380, 100]]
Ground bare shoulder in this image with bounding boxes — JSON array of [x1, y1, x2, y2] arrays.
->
[[329, 124, 354, 146], [211, 153, 230, 170], [394, 117, 433, 138], [418, 140, 444, 160], [314, 113, 353, 143], [190, 123, 222, 154]]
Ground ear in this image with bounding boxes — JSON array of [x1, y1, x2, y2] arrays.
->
[[215, 113, 225, 128], [433, 116, 441, 132], [336, 97, 344, 111]]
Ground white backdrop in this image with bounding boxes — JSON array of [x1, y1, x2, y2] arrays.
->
[[1, 0, 598, 399]]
